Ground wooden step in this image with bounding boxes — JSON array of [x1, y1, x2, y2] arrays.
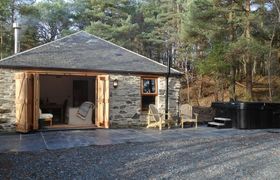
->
[[213, 117, 233, 128], [214, 117, 231, 121], [208, 122, 225, 127]]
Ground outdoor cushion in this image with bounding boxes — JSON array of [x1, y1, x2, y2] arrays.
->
[[39, 108, 53, 119], [40, 113, 53, 119], [77, 101, 95, 119]]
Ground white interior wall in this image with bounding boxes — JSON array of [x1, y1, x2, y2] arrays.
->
[[40, 75, 95, 107]]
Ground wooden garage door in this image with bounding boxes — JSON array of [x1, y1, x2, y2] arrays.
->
[[15, 73, 40, 132], [15, 72, 33, 133], [96, 75, 109, 128]]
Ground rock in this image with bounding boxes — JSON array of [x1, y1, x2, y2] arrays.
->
[[0, 109, 11, 114], [120, 105, 126, 109], [126, 101, 132, 104], [119, 111, 127, 114], [0, 118, 9, 123], [114, 115, 123, 119], [132, 113, 140, 119], [159, 89, 165, 95], [0, 99, 9, 104]]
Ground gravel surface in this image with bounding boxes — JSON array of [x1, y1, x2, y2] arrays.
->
[[1, 131, 280, 179]]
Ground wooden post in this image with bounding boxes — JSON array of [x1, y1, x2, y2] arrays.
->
[[33, 74, 40, 130], [96, 75, 110, 128]]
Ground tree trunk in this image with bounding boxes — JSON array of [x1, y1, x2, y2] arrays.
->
[[236, 61, 241, 81], [11, 0, 16, 23], [229, 66, 236, 100], [220, 79, 225, 102], [198, 75, 203, 98], [185, 58, 190, 103], [246, 60, 253, 99], [0, 24, 3, 60], [214, 78, 219, 101], [268, 25, 276, 102], [244, 0, 253, 100], [228, 2, 236, 100], [186, 72, 190, 103]]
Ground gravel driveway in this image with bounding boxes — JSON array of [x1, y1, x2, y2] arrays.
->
[[1, 130, 280, 179]]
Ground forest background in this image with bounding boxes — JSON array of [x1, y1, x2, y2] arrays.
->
[[0, 0, 279, 106]]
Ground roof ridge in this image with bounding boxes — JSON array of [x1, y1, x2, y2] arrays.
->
[[81, 31, 182, 74], [0, 31, 83, 62]]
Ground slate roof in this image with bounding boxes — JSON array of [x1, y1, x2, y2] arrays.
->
[[0, 31, 182, 75]]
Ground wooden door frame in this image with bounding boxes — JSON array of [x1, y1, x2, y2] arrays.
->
[[95, 75, 110, 128], [23, 70, 110, 130]]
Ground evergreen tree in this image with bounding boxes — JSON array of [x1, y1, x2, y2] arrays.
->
[[85, 0, 139, 49]]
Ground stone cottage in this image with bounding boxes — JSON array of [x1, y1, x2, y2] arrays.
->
[[0, 31, 182, 133]]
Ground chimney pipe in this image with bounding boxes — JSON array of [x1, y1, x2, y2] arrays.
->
[[13, 23, 20, 54]]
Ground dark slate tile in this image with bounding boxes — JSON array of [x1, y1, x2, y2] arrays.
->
[[0, 31, 181, 75], [16, 133, 47, 152], [0, 134, 20, 153]]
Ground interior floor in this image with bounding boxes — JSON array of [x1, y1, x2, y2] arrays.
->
[[39, 75, 96, 127]]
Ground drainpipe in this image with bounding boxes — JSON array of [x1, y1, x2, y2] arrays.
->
[[165, 53, 171, 120], [0, 34, 2, 60], [13, 22, 20, 54]]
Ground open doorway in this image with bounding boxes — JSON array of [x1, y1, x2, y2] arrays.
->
[[14, 72, 110, 133], [39, 75, 96, 127]]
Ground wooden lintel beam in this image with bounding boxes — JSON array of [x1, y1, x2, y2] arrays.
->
[[25, 70, 106, 77]]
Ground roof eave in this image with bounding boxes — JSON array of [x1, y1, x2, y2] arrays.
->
[[0, 65, 183, 77]]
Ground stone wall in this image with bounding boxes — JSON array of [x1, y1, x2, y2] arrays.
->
[[158, 76, 181, 116], [0, 68, 17, 132], [109, 74, 181, 128], [109, 75, 142, 127]]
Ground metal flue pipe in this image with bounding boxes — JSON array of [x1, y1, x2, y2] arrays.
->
[[13, 23, 20, 54], [165, 53, 171, 120]]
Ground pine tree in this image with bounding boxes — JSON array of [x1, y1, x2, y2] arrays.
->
[[85, 0, 139, 50]]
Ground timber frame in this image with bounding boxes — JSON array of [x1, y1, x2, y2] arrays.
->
[[140, 77, 158, 96], [15, 70, 110, 133], [140, 76, 159, 112]]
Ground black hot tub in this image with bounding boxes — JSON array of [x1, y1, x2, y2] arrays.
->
[[212, 102, 280, 129]]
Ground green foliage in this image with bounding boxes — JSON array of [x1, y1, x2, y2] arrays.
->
[[0, 0, 36, 58], [34, 0, 73, 42], [181, 0, 223, 45], [85, 0, 140, 49], [0, 0, 10, 22], [197, 43, 230, 77], [226, 37, 269, 60]]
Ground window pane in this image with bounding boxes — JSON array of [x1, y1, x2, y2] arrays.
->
[[142, 96, 155, 111], [143, 79, 156, 93]]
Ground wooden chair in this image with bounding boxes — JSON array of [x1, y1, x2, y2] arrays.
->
[[146, 104, 175, 130], [39, 109, 53, 126], [180, 104, 198, 128]]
